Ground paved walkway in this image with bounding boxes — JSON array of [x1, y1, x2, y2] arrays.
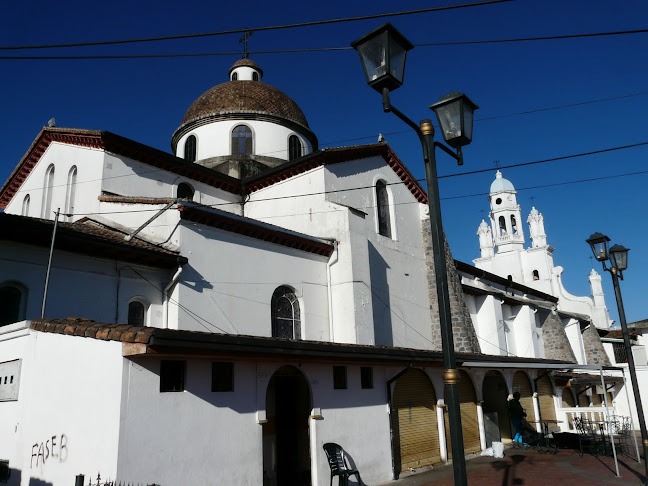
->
[[377, 446, 647, 486]]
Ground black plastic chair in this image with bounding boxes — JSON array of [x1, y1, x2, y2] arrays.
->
[[323, 443, 362, 486]]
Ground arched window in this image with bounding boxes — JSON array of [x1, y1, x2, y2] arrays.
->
[[376, 180, 392, 238], [65, 166, 77, 221], [252, 72, 259, 81], [41, 164, 55, 218], [128, 300, 146, 326], [271, 286, 301, 340], [498, 216, 507, 235], [533, 270, 540, 280], [288, 135, 302, 161], [22, 194, 30, 216], [0, 282, 27, 326], [511, 215, 518, 235], [231, 72, 238, 81], [177, 182, 195, 201], [185, 135, 197, 162], [232, 125, 253, 156]]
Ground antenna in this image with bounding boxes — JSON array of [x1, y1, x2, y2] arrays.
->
[[239, 30, 253, 58]]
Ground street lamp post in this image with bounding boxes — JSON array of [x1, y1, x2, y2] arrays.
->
[[353, 23, 478, 486], [586, 232, 648, 482]]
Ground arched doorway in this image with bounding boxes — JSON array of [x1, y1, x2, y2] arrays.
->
[[444, 370, 481, 457], [482, 371, 511, 443], [263, 366, 312, 486], [536, 374, 556, 421], [392, 368, 441, 472]]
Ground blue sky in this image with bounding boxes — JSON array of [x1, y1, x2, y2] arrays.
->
[[1, 0, 646, 325]]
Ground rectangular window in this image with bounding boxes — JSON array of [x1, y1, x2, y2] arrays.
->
[[212, 362, 234, 392], [333, 366, 347, 390], [360, 367, 374, 389], [160, 360, 185, 392]]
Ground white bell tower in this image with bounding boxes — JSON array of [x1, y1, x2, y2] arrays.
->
[[488, 170, 524, 253]]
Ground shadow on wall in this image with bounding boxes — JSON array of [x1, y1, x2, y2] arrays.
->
[[28, 478, 54, 486], [4, 466, 21, 486], [368, 242, 393, 346]]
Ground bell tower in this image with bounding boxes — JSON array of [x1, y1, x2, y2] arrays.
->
[[488, 170, 524, 253]]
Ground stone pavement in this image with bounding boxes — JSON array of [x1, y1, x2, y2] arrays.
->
[[377, 446, 647, 486]]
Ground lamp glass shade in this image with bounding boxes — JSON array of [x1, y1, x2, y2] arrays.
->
[[351, 23, 413, 93], [429, 92, 479, 148], [586, 232, 611, 262], [609, 244, 629, 271]]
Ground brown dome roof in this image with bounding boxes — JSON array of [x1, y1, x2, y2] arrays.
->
[[180, 81, 310, 130]]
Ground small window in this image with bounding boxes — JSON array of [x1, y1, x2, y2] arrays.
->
[[271, 286, 301, 340], [231, 72, 238, 81], [65, 166, 77, 221], [511, 215, 518, 235], [128, 301, 146, 326], [177, 182, 195, 200], [22, 194, 30, 216], [333, 366, 347, 390], [212, 362, 234, 392], [361, 367, 373, 389], [376, 180, 392, 238], [0, 283, 27, 326], [160, 360, 185, 392], [532, 270, 540, 280], [288, 135, 302, 161], [185, 135, 197, 162], [232, 125, 253, 156], [252, 72, 259, 81], [41, 164, 55, 218]]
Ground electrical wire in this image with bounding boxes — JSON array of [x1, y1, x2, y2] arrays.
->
[[3, 27, 647, 60], [0, 0, 512, 51]]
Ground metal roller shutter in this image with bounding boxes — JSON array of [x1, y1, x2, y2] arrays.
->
[[537, 375, 556, 421], [444, 371, 481, 458], [562, 389, 576, 427], [513, 371, 536, 422], [393, 369, 441, 471]]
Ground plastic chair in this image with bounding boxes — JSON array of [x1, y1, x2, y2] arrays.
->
[[323, 443, 362, 486]]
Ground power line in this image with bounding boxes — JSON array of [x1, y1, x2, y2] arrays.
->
[[3, 27, 647, 60], [0, 0, 512, 51]]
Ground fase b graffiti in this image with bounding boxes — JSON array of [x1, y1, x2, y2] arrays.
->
[[31, 434, 68, 468]]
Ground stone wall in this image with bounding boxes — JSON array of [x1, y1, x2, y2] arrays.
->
[[582, 323, 612, 365], [422, 219, 481, 354], [540, 310, 577, 362]]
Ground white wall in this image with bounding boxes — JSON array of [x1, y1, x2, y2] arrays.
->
[[0, 328, 124, 486], [175, 222, 330, 338], [102, 152, 241, 211], [4, 142, 104, 221], [0, 241, 171, 326]]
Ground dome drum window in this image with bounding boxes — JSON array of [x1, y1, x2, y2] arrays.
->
[[232, 125, 253, 156], [185, 135, 197, 162], [288, 135, 302, 161]]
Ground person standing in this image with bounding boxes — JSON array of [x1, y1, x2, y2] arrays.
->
[[509, 391, 527, 445]]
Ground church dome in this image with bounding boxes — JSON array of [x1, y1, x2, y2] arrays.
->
[[489, 170, 515, 194], [171, 59, 316, 152]]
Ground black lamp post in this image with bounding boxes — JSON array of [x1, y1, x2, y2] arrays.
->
[[353, 23, 478, 486], [586, 232, 648, 482]]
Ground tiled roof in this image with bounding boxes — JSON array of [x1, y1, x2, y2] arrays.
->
[[30, 318, 155, 344], [0, 213, 185, 268], [29, 318, 575, 367], [177, 202, 334, 257], [180, 81, 310, 129]]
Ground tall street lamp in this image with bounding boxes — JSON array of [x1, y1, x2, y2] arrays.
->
[[586, 232, 648, 482], [353, 23, 478, 486]]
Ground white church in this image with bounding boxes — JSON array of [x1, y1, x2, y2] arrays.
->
[[0, 58, 629, 486]]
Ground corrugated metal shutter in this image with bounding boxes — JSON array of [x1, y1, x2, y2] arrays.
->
[[513, 371, 536, 422], [537, 375, 556, 421], [393, 369, 441, 471], [444, 371, 481, 458], [562, 389, 576, 428]]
